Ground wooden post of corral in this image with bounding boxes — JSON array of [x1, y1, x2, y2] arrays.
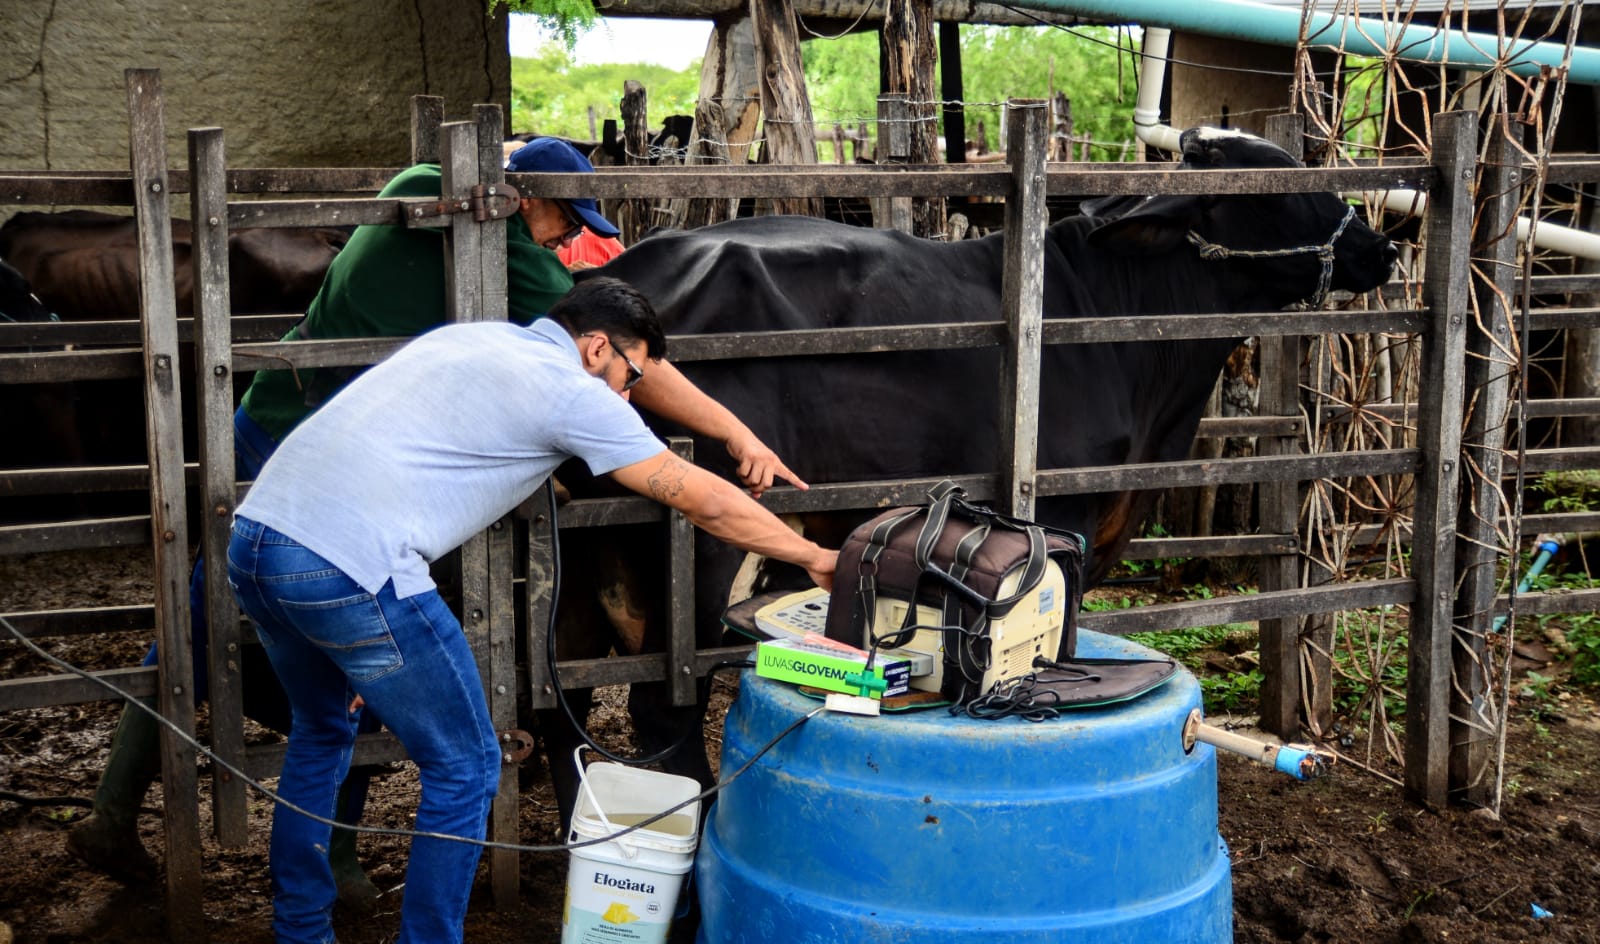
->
[[667, 439, 698, 706], [750, 0, 821, 217], [188, 126, 251, 853], [126, 67, 205, 942], [475, 104, 511, 324], [1450, 122, 1522, 804], [997, 100, 1048, 521], [620, 80, 652, 243], [1406, 110, 1477, 808], [1257, 113, 1308, 740], [874, 94, 913, 232], [440, 114, 522, 906], [881, 0, 946, 237], [440, 121, 485, 322], [683, 97, 737, 230]]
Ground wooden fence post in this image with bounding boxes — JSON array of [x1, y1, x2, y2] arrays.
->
[[1406, 109, 1477, 807], [442, 111, 521, 906], [750, 0, 821, 217], [874, 94, 913, 233], [620, 80, 651, 244], [474, 104, 510, 323], [998, 99, 1048, 521], [1450, 120, 1522, 803], [881, 0, 945, 237], [126, 66, 205, 942], [667, 439, 698, 707], [188, 125, 251, 851], [1257, 112, 1308, 739], [439, 120, 483, 322]]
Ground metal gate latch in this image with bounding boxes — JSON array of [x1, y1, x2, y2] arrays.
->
[[403, 182, 522, 227], [498, 728, 536, 765]]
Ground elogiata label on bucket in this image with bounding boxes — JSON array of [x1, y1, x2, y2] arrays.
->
[[562, 865, 679, 942]]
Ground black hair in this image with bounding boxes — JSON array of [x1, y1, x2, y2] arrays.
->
[[548, 276, 667, 361]]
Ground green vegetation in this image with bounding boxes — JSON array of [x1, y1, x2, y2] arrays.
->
[[1126, 623, 1262, 711], [509, 44, 701, 140], [505, 21, 1138, 158], [805, 25, 1138, 157], [1566, 615, 1600, 687], [1533, 469, 1600, 513], [493, 0, 598, 52], [1330, 610, 1408, 724]]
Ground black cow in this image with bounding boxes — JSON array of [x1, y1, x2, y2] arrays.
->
[[562, 127, 1397, 801]]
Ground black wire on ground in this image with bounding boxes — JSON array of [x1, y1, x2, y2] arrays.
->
[[0, 611, 816, 854]]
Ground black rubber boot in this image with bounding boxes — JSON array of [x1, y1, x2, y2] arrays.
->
[[330, 774, 380, 910], [66, 698, 162, 882]]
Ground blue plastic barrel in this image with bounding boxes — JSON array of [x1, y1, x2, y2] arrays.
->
[[696, 630, 1231, 943]]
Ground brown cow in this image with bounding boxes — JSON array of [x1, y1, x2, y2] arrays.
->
[[0, 209, 348, 320], [0, 211, 350, 514]]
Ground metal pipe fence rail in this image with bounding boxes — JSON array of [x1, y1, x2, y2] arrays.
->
[[1, 75, 1598, 936]]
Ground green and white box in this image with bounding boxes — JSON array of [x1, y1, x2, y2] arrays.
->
[[755, 636, 911, 698]]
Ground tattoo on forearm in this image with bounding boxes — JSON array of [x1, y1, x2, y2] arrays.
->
[[647, 456, 689, 502]]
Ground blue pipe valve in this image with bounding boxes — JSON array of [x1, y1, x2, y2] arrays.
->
[[1182, 709, 1337, 781]]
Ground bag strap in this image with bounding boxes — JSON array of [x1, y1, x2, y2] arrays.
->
[[914, 481, 1052, 622], [856, 507, 922, 644]]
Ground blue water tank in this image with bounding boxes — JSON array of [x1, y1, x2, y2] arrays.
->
[[696, 630, 1231, 943]]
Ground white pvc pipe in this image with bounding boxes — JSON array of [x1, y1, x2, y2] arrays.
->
[[1133, 26, 1182, 154], [1135, 28, 1600, 262]]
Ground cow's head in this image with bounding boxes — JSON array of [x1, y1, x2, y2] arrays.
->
[[1085, 128, 1397, 308]]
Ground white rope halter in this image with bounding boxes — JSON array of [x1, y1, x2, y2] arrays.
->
[[1184, 204, 1358, 309]]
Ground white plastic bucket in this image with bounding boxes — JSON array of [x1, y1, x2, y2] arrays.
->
[[561, 756, 702, 944]]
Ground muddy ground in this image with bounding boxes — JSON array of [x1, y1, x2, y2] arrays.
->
[[2, 546, 1598, 943]]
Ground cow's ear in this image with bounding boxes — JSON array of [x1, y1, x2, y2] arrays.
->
[[1086, 195, 1200, 255]]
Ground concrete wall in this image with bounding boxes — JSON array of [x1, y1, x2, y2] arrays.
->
[[1170, 33, 1292, 137], [0, 0, 510, 172]]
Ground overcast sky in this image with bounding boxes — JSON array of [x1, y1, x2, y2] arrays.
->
[[508, 13, 714, 70]]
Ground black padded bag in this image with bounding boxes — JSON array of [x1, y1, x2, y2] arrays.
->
[[824, 481, 1087, 704]]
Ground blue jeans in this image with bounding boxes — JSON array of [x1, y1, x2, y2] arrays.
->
[[228, 517, 500, 944]]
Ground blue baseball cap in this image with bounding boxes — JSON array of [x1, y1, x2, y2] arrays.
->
[[504, 138, 621, 238]]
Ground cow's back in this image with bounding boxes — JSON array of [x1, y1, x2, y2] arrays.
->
[[587, 216, 1007, 334]]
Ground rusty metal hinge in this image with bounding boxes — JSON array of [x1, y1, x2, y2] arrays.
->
[[403, 182, 522, 228], [498, 728, 536, 765]]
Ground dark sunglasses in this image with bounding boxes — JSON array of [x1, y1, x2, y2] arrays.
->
[[580, 333, 645, 391], [618, 349, 645, 391], [556, 201, 585, 243]]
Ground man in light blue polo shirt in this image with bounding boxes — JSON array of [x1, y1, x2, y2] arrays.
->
[[228, 277, 836, 944]]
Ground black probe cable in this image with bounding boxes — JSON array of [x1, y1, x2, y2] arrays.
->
[[542, 478, 748, 766], [0, 613, 820, 854]]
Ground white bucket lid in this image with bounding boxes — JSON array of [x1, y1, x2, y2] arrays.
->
[[570, 759, 702, 855]]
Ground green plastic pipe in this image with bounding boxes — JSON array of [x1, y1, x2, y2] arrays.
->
[[1008, 0, 1600, 84]]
